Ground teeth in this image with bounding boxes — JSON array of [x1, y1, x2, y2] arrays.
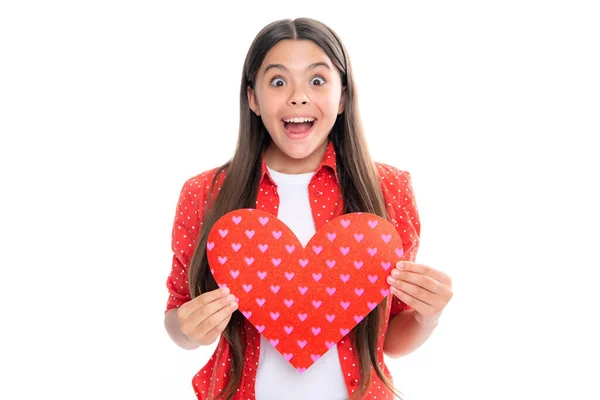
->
[[283, 117, 315, 123]]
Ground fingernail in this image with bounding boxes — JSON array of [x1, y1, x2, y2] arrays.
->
[[227, 294, 235, 302], [397, 262, 404, 269], [391, 269, 400, 278], [222, 287, 230, 295]]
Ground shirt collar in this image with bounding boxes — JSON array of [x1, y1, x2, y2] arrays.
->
[[260, 139, 338, 186]]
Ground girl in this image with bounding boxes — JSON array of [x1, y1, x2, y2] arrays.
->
[[164, 17, 453, 400]]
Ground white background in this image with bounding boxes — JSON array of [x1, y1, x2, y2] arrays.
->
[[1, 1, 599, 399]]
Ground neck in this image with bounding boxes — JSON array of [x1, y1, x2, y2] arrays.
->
[[264, 140, 328, 174]]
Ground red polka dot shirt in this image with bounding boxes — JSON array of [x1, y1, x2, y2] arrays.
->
[[165, 140, 421, 399]]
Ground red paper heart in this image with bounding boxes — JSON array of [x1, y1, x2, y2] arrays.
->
[[207, 209, 404, 372]]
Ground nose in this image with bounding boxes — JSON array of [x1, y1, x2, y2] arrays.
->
[[289, 88, 310, 106]]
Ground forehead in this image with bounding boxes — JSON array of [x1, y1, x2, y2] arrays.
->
[[261, 39, 333, 71]]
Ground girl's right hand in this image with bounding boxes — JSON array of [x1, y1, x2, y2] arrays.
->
[[176, 287, 238, 347]]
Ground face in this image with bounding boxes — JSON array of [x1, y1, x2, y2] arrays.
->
[[247, 39, 346, 172]]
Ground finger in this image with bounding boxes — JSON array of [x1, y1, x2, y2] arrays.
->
[[387, 275, 437, 306], [187, 292, 237, 327], [390, 286, 435, 315], [204, 313, 233, 343], [396, 261, 452, 286], [391, 270, 442, 295], [179, 287, 231, 319], [182, 302, 238, 342], [179, 291, 234, 336], [194, 301, 238, 340]]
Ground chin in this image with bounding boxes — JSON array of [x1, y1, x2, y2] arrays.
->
[[279, 146, 314, 160]]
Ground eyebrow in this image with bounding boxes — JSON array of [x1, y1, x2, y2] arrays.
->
[[263, 62, 331, 76]]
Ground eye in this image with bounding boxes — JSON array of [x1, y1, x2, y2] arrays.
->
[[311, 76, 326, 86], [270, 77, 286, 87]]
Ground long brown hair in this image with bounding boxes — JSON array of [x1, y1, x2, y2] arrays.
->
[[188, 18, 404, 400]]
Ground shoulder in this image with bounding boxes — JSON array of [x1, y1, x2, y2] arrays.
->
[[178, 165, 226, 200], [375, 161, 412, 179], [374, 162, 414, 196], [374, 161, 421, 260], [374, 161, 419, 226]]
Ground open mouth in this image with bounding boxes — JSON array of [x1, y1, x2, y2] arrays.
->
[[281, 119, 317, 137]]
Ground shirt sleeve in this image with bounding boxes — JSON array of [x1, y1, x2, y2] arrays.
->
[[164, 174, 207, 314], [383, 167, 421, 318]]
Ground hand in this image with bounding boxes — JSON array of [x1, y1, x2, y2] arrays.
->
[[176, 287, 238, 347], [386, 261, 453, 327]]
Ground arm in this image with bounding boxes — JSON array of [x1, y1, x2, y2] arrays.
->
[[379, 165, 434, 357], [163, 172, 210, 346], [383, 309, 438, 358]]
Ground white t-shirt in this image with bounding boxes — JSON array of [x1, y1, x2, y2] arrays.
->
[[254, 166, 349, 400]]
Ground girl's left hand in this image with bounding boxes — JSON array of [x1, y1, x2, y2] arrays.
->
[[386, 261, 453, 327]]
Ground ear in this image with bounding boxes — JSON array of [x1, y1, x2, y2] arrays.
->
[[247, 86, 261, 116], [337, 86, 346, 114]]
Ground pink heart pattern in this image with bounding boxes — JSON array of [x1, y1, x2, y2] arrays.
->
[[207, 208, 405, 372]]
